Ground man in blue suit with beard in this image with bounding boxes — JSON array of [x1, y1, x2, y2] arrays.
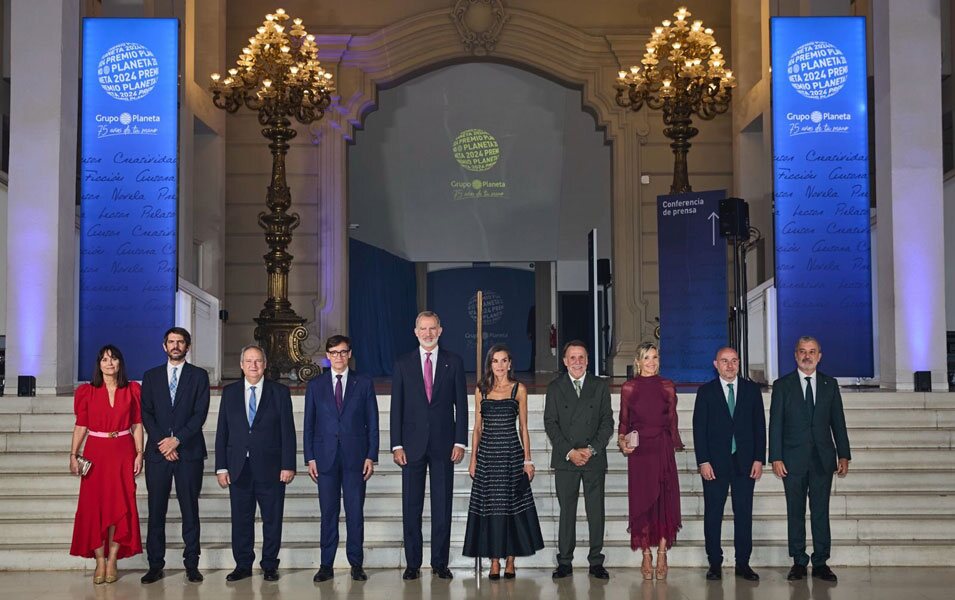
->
[[305, 335, 379, 583]]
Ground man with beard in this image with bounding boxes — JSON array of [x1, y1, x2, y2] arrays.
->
[[770, 336, 851, 582], [140, 327, 211, 584]]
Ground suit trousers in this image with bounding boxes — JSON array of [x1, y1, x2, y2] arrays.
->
[[701, 453, 756, 566], [145, 458, 204, 569], [229, 458, 286, 570], [401, 443, 454, 570], [555, 468, 606, 567], [317, 446, 367, 567], [782, 450, 834, 567]]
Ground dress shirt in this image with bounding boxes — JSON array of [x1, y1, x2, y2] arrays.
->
[[798, 370, 817, 403], [719, 376, 738, 412], [331, 367, 349, 396], [393, 347, 464, 452], [167, 361, 186, 388], [216, 378, 264, 474]]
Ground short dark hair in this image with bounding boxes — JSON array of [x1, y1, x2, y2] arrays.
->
[[795, 336, 821, 352], [91, 345, 130, 388], [164, 327, 192, 348], [325, 335, 351, 351], [562, 340, 588, 357]]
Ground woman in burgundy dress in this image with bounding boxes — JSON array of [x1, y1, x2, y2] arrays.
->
[[617, 341, 684, 580], [69, 345, 144, 584]]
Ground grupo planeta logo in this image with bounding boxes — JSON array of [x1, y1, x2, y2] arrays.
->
[[98, 42, 160, 102], [787, 40, 848, 100], [468, 290, 504, 325], [452, 129, 501, 172]]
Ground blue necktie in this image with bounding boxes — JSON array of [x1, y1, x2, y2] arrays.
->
[[248, 386, 257, 428], [169, 367, 178, 405], [727, 383, 737, 454]]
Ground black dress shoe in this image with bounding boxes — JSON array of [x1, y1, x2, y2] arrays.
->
[[735, 565, 759, 581], [787, 564, 808, 581], [402, 568, 421, 580], [552, 564, 573, 579], [351, 566, 368, 581], [812, 565, 838, 582], [433, 566, 453, 579], [226, 568, 252, 582], [185, 568, 204, 583], [706, 566, 722, 580], [589, 565, 610, 580], [263, 568, 279, 582], [314, 566, 334, 582], [140, 568, 165, 584], [503, 570, 516, 579]]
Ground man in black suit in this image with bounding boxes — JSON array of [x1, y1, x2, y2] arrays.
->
[[215, 345, 296, 582], [692, 347, 765, 581], [140, 327, 210, 584], [391, 311, 468, 580], [305, 335, 379, 583], [770, 336, 851, 582]]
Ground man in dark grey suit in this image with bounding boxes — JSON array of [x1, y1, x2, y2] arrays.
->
[[770, 336, 851, 583], [544, 340, 614, 580]]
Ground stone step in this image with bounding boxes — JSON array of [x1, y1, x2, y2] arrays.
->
[[0, 538, 951, 570]]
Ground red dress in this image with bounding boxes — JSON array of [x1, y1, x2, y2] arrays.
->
[[619, 375, 684, 550], [70, 382, 143, 559]]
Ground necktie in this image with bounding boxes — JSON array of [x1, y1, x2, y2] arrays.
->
[[248, 386, 257, 428], [335, 374, 344, 414], [574, 379, 582, 397], [424, 352, 434, 403], [169, 366, 178, 405], [805, 376, 814, 418], [727, 383, 737, 454]]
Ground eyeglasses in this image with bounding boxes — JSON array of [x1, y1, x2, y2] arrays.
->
[[327, 349, 351, 357]]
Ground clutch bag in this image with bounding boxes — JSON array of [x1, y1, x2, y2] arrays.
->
[[625, 430, 639, 448], [515, 472, 531, 494], [76, 455, 93, 477]]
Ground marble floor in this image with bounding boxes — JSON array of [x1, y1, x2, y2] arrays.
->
[[1, 568, 953, 600]]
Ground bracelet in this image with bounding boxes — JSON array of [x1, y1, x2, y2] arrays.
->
[[523, 460, 534, 466]]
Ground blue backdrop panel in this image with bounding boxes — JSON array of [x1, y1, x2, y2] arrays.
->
[[428, 267, 534, 372], [348, 239, 419, 377], [771, 17, 873, 377], [657, 190, 728, 383], [78, 19, 179, 380]]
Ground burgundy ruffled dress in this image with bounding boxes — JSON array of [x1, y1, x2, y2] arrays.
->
[[619, 375, 684, 550]]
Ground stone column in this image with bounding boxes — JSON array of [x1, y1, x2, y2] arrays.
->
[[5, 0, 79, 394], [314, 119, 349, 340], [873, 0, 948, 390]]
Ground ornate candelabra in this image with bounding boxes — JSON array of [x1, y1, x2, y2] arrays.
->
[[210, 8, 334, 381], [615, 6, 736, 194]]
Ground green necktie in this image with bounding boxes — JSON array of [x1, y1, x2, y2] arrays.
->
[[574, 379, 581, 397], [727, 383, 737, 454]]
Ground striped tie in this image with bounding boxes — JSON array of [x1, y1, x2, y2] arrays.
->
[[169, 367, 178, 406]]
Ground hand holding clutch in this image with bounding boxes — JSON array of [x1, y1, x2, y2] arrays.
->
[[75, 455, 93, 477], [625, 430, 639, 448]]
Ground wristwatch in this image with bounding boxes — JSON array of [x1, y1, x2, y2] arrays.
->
[[587, 444, 597, 456]]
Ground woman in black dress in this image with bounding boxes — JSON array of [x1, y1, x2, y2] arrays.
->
[[463, 344, 544, 578]]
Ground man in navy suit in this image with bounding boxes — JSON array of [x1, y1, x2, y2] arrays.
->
[[391, 311, 468, 580], [770, 336, 850, 583], [140, 327, 210, 584], [305, 335, 379, 583], [215, 345, 296, 582], [692, 347, 766, 582]]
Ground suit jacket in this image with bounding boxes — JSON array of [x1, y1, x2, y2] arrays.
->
[[303, 369, 379, 472], [768, 370, 851, 474], [543, 374, 614, 471], [214, 379, 297, 482], [140, 362, 210, 463], [390, 348, 468, 462], [692, 377, 766, 479]]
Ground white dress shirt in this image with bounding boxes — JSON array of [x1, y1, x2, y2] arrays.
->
[[167, 361, 185, 388], [331, 367, 349, 396], [720, 376, 738, 412], [798, 370, 817, 405]]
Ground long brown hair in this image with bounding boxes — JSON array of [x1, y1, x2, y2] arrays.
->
[[479, 344, 514, 398], [91, 344, 129, 388]]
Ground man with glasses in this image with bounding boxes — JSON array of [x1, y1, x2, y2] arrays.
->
[[304, 335, 379, 583]]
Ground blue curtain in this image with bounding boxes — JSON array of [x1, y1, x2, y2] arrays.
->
[[348, 239, 418, 376]]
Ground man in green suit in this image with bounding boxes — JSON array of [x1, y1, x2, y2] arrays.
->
[[769, 336, 851, 583], [544, 340, 614, 580]]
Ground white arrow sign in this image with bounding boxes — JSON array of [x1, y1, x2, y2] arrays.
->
[[708, 212, 720, 246]]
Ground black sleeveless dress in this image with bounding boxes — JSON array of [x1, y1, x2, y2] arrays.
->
[[463, 383, 544, 557]]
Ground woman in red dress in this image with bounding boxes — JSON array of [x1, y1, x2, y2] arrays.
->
[[69, 345, 144, 584], [617, 342, 684, 580]]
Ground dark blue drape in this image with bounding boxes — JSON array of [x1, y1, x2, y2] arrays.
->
[[348, 238, 418, 376]]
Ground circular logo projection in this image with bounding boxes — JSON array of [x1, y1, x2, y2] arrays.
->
[[453, 129, 500, 172], [98, 42, 160, 102], [787, 41, 848, 100], [468, 290, 504, 325]]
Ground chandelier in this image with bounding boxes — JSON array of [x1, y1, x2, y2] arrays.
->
[[208, 8, 334, 381], [615, 6, 736, 193]]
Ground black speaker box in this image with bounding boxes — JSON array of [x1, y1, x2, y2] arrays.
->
[[719, 197, 750, 241], [914, 370, 932, 392], [597, 258, 611, 286], [17, 375, 36, 397]]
